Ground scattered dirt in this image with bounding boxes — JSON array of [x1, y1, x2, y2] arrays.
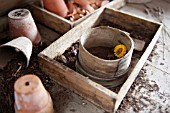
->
[[117, 67, 169, 113], [54, 41, 79, 71], [54, 40, 122, 92], [0, 39, 72, 113], [87, 46, 117, 60]]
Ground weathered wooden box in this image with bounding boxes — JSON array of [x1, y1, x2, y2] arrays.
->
[[29, 0, 126, 34], [38, 8, 162, 112]]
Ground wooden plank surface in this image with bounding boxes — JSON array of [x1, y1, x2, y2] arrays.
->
[[29, 4, 72, 34], [38, 53, 118, 112], [40, 9, 102, 59]]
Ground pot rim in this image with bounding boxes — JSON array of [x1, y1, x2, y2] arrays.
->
[[8, 8, 31, 20], [0, 36, 32, 67], [80, 26, 134, 63]]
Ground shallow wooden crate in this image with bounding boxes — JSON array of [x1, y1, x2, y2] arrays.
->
[[38, 8, 163, 112], [29, 0, 126, 34]]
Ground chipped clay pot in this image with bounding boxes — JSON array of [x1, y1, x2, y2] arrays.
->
[[43, 0, 68, 18], [14, 74, 54, 113], [8, 9, 41, 45]]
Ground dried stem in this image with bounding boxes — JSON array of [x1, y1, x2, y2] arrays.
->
[[13, 64, 22, 76]]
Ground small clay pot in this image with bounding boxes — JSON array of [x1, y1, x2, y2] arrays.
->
[[43, 0, 68, 18], [14, 74, 53, 113], [8, 9, 41, 45]]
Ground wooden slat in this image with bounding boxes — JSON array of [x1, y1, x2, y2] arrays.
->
[[29, 4, 72, 34], [40, 9, 102, 59], [115, 23, 163, 112], [36, 23, 61, 45], [38, 53, 118, 112], [103, 9, 160, 42]]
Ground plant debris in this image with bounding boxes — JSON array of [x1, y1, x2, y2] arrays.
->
[[0, 41, 74, 113], [143, 4, 170, 61], [54, 41, 79, 70], [65, 0, 111, 21], [117, 67, 169, 112]]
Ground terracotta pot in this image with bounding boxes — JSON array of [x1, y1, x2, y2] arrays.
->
[[67, 1, 77, 14], [8, 9, 41, 45], [14, 74, 54, 113], [43, 0, 68, 18], [74, 0, 95, 6]]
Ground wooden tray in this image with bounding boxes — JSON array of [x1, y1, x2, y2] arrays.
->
[[29, 0, 126, 34], [38, 8, 163, 112]]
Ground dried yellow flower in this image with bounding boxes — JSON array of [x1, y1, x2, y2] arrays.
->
[[114, 44, 127, 58]]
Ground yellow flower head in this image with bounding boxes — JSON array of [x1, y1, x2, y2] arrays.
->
[[114, 44, 127, 58]]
